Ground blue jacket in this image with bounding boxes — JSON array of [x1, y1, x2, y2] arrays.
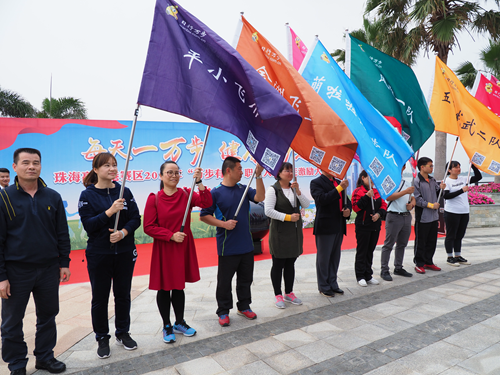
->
[[78, 182, 141, 255], [0, 177, 71, 282]]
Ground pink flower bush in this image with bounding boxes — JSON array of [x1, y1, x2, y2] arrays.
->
[[468, 192, 495, 205], [469, 182, 500, 193]]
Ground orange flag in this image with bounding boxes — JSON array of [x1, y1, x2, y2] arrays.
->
[[236, 16, 357, 178], [430, 57, 500, 175]]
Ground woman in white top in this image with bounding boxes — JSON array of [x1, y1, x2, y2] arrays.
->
[[264, 162, 310, 309], [443, 161, 482, 267]]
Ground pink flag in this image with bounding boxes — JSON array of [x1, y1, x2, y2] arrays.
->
[[286, 25, 308, 71], [471, 72, 500, 117]]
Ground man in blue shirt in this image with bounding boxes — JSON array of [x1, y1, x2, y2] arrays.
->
[[200, 157, 265, 327]]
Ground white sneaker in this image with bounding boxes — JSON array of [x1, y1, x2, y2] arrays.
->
[[367, 278, 380, 285], [358, 279, 367, 287]]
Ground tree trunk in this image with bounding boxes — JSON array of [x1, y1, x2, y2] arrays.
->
[[434, 131, 447, 181]]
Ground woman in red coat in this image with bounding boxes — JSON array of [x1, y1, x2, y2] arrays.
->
[[144, 161, 212, 344], [352, 170, 387, 287]]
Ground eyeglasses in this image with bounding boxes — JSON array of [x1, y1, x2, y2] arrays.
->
[[165, 170, 181, 176]]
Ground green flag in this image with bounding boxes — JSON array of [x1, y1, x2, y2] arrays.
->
[[346, 35, 434, 152]]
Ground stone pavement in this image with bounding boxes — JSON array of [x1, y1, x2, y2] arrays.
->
[[3, 227, 500, 375]]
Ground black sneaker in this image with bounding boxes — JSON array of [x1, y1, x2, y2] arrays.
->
[[380, 271, 393, 281], [97, 336, 110, 359], [319, 290, 335, 297], [447, 257, 460, 267], [116, 332, 138, 350], [455, 256, 471, 265], [394, 268, 413, 277]]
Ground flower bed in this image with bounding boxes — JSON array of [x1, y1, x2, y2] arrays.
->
[[469, 182, 500, 194], [468, 192, 495, 205]]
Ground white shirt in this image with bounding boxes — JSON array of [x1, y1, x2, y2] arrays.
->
[[443, 176, 469, 214], [387, 179, 412, 213], [264, 185, 310, 221]]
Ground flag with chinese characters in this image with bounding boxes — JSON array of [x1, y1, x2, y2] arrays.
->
[[286, 25, 308, 71], [346, 35, 434, 153], [471, 73, 500, 117], [300, 38, 413, 198], [236, 16, 357, 179], [138, 0, 302, 176], [430, 57, 500, 175]]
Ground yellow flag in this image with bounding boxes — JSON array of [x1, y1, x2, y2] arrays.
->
[[430, 57, 500, 175]]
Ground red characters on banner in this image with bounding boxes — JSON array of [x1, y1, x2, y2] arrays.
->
[[186, 135, 204, 166], [108, 139, 131, 160], [219, 140, 242, 160], [132, 145, 159, 156], [81, 138, 108, 161], [160, 137, 187, 162]]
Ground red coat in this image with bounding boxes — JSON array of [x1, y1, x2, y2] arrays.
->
[[144, 188, 212, 291]]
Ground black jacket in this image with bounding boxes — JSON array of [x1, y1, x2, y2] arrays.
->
[[310, 175, 352, 236], [78, 182, 141, 255], [0, 177, 71, 282]]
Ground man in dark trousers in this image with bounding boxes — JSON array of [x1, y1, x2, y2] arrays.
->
[[310, 171, 351, 297], [0, 148, 71, 375]]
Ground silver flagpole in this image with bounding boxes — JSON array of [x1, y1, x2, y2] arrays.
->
[[112, 104, 140, 236], [437, 137, 459, 202], [466, 161, 472, 185], [292, 151, 298, 228], [368, 176, 375, 211], [180, 126, 211, 232], [233, 169, 257, 220]]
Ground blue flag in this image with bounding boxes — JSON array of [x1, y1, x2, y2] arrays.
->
[[300, 38, 413, 198], [138, 0, 302, 175]]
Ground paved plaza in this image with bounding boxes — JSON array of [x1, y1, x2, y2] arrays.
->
[[2, 227, 500, 375]]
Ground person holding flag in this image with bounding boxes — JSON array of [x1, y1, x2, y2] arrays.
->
[[143, 161, 212, 344], [352, 170, 387, 287], [310, 172, 351, 297], [200, 157, 265, 327], [264, 162, 310, 309], [413, 157, 446, 274], [443, 161, 482, 267]]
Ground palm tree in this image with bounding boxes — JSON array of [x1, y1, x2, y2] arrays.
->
[[0, 86, 37, 118], [37, 97, 88, 119], [456, 40, 500, 89], [365, 0, 500, 179]]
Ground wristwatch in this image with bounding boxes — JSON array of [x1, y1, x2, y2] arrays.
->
[[195, 179, 203, 184]]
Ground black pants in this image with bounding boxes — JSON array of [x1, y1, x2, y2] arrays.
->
[[156, 289, 185, 327], [315, 233, 343, 293], [355, 228, 380, 281], [216, 251, 254, 316], [270, 256, 297, 296], [414, 220, 439, 267], [1, 263, 60, 371], [444, 212, 469, 256], [86, 250, 136, 340]]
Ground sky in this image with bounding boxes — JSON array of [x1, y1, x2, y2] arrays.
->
[[1, 0, 497, 176]]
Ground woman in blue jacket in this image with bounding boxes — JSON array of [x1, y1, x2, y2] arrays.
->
[[78, 152, 141, 359]]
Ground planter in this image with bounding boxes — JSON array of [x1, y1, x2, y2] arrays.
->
[[481, 192, 500, 203], [468, 204, 500, 228]]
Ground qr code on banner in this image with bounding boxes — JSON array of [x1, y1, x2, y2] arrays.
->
[[310, 146, 326, 165], [369, 157, 384, 177], [488, 160, 500, 174], [329, 156, 346, 175], [471, 152, 486, 166], [261, 148, 280, 170], [381, 175, 397, 196], [402, 131, 410, 141], [246, 131, 258, 153]]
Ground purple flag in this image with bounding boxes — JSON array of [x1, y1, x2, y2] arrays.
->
[[138, 0, 302, 175]]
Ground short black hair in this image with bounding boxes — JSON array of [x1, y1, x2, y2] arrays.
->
[[417, 157, 433, 171], [356, 170, 369, 188], [0, 168, 9, 174], [276, 162, 293, 181], [221, 156, 241, 176], [445, 160, 460, 175], [13, 148, 41, 164]]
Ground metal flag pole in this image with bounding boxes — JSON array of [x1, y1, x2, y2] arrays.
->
[[233, 168, 257, 220], [292, 151, 298, 228], [466, 161, 472, 185], [368, 175, 375, 211], [409, 149, 420, 204], [437, 136, 459, 202], [180, 126, 211, 232], [112, 104, 141, 236]]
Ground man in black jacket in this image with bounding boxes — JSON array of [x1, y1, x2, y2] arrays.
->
[[310, 171, 351, 297], [0, 148, 71, 375]]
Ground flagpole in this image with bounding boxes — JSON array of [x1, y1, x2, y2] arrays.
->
[[437, 136, 459, 202], [233, 169, 257, 220], [409, 150, 420, 204], [180, 126, 211, 232], [466, 161, 472, 186], [112, 104, 140, 237], [368, 175, 375, 211], [292, 151, 298, 228]]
